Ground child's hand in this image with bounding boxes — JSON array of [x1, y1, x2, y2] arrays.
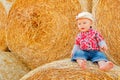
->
[[100, 45, 108, 52], [71, 52, 74, 57]]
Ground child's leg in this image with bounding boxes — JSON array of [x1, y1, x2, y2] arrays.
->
[[76, 59, 87, 70], [98, 61, 114, 71]]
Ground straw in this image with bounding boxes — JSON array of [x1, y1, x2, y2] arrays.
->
[[6, 0, 81, 69], [0, 51, 29, 80], [92, 0, 120, 65], [0, 2, 7, 51], [20, 59, 120, 80]]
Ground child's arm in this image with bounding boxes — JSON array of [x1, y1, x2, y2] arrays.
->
[[71, 44, 80, 57], [98, 40, 108, 52], [71, 34, 80, 57], [95, 32, 108, 52], [72, 44, 80, 53]]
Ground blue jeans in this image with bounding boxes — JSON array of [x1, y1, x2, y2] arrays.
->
[[71, 49, 108, 63]]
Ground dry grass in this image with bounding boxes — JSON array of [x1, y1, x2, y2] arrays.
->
[[20, 59, 120, 80], [92, 0, 120, 65], [6, 0, 81, 69], [0, 2, 7, 51], [0, 51, 30, 80], [6, 0, 14, 2], [0, 0, 15, 14], [78, 0, 92, 12]]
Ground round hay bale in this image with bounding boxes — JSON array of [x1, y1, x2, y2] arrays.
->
[[92, 0, 120, 65], [0, 2, 7, 51], [20, 59, 120, 80], [6, 0, 81, 69], [0, 51, 30, 80]]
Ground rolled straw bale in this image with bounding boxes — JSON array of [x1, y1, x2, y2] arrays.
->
[[20, 59, 120, 80], [78, 0, 92, 12], [0, 2, 7, 51], [0, 51, 30, 80], [92, 0, 120, 65], [6, 0, 81, 69]]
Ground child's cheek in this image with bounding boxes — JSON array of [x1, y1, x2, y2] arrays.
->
[[78, 25, 80, 29]]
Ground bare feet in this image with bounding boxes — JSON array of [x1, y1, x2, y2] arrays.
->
[[98, 61, 114, 71], [77, 59, 87, 70]]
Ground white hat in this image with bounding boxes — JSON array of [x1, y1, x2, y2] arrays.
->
[[76, 12, 94, 22]]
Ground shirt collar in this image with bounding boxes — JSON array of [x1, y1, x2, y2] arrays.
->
[[81, 28, 93, 34]]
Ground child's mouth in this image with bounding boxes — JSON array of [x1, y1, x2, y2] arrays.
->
[[81, 28, 85, 30]]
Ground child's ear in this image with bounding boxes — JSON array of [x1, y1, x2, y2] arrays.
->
[[91, 21, 95, 27], [90, 26, 92, 28]]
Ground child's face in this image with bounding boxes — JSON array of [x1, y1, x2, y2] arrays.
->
[[77, 18, 92, 32]]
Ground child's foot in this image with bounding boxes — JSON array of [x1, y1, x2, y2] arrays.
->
[[77, 59, 87, 70], [99, 61, 114, 71]]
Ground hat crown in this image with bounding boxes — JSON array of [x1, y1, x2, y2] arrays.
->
[[76, 12, 94, 21]]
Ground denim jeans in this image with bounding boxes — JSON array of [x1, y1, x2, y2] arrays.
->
[[71, 49, 108, 63]]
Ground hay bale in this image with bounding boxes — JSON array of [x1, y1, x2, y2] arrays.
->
[[0, 2, 7, 51], [20, 59, 120, 80], [92, 0, 120, 65], [0, 51, 30, 80], [78, 0, 92, 12], [6, 0, 81, 69]]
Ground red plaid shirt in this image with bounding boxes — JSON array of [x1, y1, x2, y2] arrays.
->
[[75, 28, 104, 50]]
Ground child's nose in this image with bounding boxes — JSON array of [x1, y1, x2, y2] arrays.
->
[[81, 23, 85, 26], [80, 25, 84, 28]]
